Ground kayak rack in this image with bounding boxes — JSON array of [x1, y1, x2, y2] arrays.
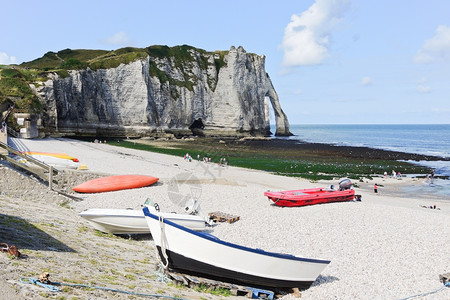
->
[[0, 140, 59, 189], [0, 140, 83, 201]]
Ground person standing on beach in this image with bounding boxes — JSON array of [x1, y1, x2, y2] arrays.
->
[[374, 183, 378, 193]]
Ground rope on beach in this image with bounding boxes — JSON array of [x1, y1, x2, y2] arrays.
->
[[20, 277, 60, 292], [397, 281, 450, 300], [20, 277, 191, 299]]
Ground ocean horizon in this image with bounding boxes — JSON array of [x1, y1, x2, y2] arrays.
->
[[271, 124, 450, 180], [275, 124, 450, 157]]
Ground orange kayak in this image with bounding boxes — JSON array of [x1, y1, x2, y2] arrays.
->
[[73, 175, 159, 193]]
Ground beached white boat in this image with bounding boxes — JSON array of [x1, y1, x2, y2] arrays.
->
[[143, 206, 330, 289], [79, 206, 207, 235]]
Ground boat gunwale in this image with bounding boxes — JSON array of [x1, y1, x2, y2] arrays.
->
[[79, 209, 207, 221], [142, 207, 330, 265]]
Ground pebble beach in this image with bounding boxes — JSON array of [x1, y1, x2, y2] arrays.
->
[[1, 137, 449, 299]]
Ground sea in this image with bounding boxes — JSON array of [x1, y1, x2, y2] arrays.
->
[[271, 124, 450, 198]]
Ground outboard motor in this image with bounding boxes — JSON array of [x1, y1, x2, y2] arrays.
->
[[184, 198, 201, 215], [338, 178, 352, 191]]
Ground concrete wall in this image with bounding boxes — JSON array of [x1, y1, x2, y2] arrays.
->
[[14, 113, 38, 139]]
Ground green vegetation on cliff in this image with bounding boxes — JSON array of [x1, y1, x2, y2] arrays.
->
[[146, 45, 226, 94], [0, 68, 42, 113], [1, 45, 228, 112], [21, 48, 110, 70]]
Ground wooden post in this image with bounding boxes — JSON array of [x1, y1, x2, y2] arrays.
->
[[49, 166, 53, 190]]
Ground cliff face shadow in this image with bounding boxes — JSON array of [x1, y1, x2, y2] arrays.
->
[[0, 213, 75, 253]]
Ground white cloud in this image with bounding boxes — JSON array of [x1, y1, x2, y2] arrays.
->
[[0, 52, 17, 65], [414, 25, 450, 64], [417, 77, 427, 84], [415, 77, 432, 93], [102, 31, 131, 46], [281, 0, 350, 67], [416, 84, 432, 93], [361, 76, 372, 86], [431, 107, 450, 113]]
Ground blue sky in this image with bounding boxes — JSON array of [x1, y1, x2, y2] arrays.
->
[[1, 0, 449, 124]]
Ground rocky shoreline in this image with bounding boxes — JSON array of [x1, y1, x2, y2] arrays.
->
[[224, 137, 449, 161], [115, 136, 440, 180]]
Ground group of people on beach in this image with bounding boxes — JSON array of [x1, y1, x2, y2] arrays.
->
[[424, 170, 435, 184], [383, 170, 402, 179], [375, 169, 405, 193], [183, 153, 228, 166]]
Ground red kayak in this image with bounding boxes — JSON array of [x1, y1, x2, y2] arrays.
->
[[265, 187, 355, 207], [73, 175, 159, 193]]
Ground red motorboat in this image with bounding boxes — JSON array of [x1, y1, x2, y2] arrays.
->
[[265, 179, 356, 207]]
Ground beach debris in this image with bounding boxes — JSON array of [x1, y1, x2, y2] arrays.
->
[[77, 164, 88, 170], [291, 287, 301, 298], [208, 211, 240, 223], [0, 242, 21, 258], [39, 272, 51, 284], [419, 205, 440, 210], [440, 272, 450, 285]]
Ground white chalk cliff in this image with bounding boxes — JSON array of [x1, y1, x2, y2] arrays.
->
[[34, 46, 291, 137]]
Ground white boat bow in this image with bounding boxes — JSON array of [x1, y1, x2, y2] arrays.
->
[[143, 206, 330, 289]]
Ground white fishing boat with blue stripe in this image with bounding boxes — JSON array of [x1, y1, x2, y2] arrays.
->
[[143, 206, 330, 289]]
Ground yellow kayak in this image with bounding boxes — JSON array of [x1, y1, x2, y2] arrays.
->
[[24, 151, 79, 162]]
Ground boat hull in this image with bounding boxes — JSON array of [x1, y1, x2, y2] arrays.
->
[[157, 247, 315, 289], [265, 188, 355, 207], [79, 208, 206, 234], [73, 175, 159, 193], [143, 207, 330, 289]]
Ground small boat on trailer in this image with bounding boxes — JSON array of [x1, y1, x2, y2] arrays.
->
[[143, 206, 330, 289], [265, 179, 356, 207]]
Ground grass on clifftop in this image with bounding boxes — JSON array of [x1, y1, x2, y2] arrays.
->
[[1, 44, 228, 112], [108, 138, 431, 181]]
